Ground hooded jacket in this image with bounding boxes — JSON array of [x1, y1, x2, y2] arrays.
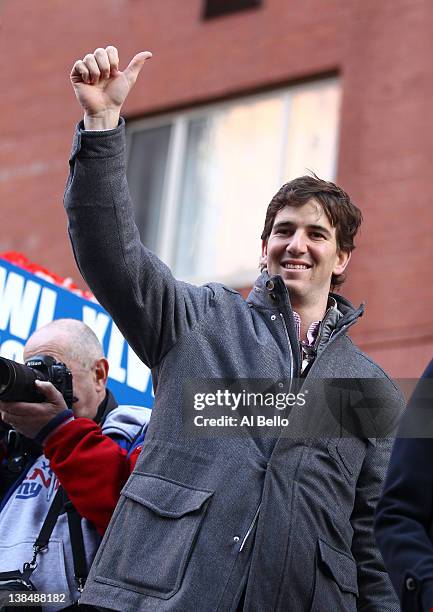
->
[[64, 120, 403, 612]]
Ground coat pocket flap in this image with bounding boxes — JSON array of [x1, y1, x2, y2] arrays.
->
[[122, 473, 213, 518], [318, 539, 359, 596]]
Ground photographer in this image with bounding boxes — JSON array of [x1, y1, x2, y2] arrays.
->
[[0, 319, 151, 611]]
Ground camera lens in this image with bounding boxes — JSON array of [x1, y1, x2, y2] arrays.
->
[[0, 357, 45, 402], [0, 358, 16, 395]]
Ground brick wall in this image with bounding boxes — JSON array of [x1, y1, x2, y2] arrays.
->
[[0, 0, 431, 376]]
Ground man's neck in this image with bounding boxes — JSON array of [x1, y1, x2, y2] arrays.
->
[[292, 299, 329, 341]]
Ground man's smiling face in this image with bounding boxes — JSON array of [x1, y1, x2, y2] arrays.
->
[[261, 199, 350, 308]]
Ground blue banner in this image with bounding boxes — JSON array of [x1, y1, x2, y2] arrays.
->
[[0, 258, 154, 408]]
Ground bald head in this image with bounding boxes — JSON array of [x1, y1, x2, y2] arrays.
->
[[24, 319, 103, 368], [24, 319, 109, 419]]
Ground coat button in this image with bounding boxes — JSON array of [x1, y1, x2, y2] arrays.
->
[[271, 315, 277, 321], [405, 577, 417, 591], [265, 280, 274, 290]]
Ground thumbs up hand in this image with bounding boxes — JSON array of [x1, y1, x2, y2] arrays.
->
[[70, 46, 152, 130]]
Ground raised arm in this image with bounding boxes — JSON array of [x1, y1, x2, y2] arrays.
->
[[66, 48, 213, 368]]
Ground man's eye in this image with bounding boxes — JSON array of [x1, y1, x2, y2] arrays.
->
[[310, 232, 325, 239]]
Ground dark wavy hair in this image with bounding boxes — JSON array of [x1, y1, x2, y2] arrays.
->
[[261, 175, 363, 289]]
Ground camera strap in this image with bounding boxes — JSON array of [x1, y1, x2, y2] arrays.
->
[[33, 487, 65, 555], [64, 499, 87, 592], [31, 487, 88, 592]]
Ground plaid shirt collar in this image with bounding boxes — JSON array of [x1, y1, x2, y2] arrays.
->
[[292, 296, 338, 345], [292, 312, 320, 346]]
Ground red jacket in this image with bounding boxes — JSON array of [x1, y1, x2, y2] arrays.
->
[[45, 419, 139, 535]]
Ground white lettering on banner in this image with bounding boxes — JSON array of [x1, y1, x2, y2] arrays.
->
[[106, 323, 126, 383], [127, 345, 151, 392], [0, 264, 152, 399], [0, 268, 41, 339], [82, 306, 110, 344], [82, 306, 126, 382], [82, 304, 150, 390], [35, 287, 57, 330], [0, 339, 24, 361]]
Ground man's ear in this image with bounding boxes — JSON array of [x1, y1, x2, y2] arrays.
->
[[333, 250, 351, 276], [94, 357, 109, 390], [260, 240, 268, 269]]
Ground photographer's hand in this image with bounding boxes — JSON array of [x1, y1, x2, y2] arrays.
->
[[0, 381, 68, 440], [70, 46, 152, 131]]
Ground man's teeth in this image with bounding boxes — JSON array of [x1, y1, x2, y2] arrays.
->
[[284, 264, 309, 269]]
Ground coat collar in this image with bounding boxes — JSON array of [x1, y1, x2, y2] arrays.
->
[[246, 271, 364, 335], [94, 388, 118, 425]]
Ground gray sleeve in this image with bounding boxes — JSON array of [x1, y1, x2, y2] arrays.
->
[[64, 120, 213, 369], [351, 436, 401, 611]]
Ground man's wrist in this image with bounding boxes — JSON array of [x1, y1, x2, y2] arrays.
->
[[35, 409, 74, 445], [83, 110, 121, 131]]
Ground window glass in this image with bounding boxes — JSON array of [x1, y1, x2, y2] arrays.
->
[[173, 96, 284, 281], [127, 124, 171, 252], [126, 78, 341, 286], [203, 0, 262, 19], [284, 81, 340, 181]]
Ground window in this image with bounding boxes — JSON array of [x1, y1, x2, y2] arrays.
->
[[203, 0, 262, 19], [126, 77, 341, 287]]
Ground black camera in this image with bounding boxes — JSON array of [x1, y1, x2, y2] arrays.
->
[[0, 355, 73, 408]]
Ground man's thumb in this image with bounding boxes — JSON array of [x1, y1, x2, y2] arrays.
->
[[124, 51, 152, 85], [35, 380, 62, 403]]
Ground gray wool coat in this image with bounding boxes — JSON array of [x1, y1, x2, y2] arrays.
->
[[64, 120, 403, 612]]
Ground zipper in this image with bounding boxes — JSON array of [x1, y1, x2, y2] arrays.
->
[[302, 324, 348, 380], [239, 503, 261, 552], [300, 309, 338, 374], [279, 313, 295, 388]]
